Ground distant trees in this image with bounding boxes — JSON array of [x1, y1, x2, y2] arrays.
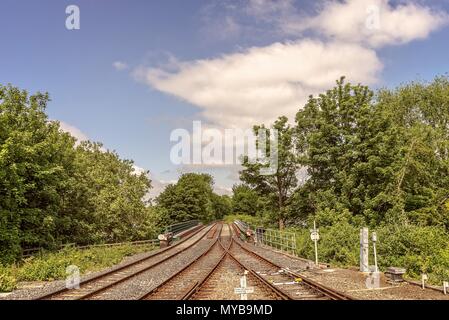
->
[[154, 173, 231, 226], [231, 185, 261, 216], [211, 193, 232, 220], [0, 85, 153, 264]]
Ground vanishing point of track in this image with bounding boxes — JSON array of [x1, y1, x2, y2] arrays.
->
[[138, 223, 353, 300], [35, 222, 352, 300]]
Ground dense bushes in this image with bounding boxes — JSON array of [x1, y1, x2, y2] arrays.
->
[[230, 214, 449, 284], [377, 225, 449, 284], [0, 265, 16, 292], [0, 84, 153, 264]]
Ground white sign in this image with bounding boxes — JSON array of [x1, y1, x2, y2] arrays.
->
[[234, 288, 254, 294], [235, 271, 254, 300], [310, 231, 319, 241], [310, 221, 320, 265]]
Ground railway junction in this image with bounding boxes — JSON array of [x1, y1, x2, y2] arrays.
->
[[2, 221, 448, 300]]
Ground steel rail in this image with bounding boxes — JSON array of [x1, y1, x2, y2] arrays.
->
[[137, 223, 224, 300], [185, 224, 290, 300], [34, 223, 212, 300], [230, 223, 354, 300]]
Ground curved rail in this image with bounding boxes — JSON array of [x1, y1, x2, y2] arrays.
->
[[230, 223, 354, 300], [138, 224, 224, 300], [35, 223, 213, 300], [186, 224, 290, 300]]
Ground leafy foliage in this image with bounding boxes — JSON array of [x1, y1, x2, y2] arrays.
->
[[0, 84, 153, 264], [231, 76, 449, 284], [240, 116, 301, 229], [155, 173, 227, 226]]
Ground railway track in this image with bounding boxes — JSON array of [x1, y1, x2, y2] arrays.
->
[[34, 221, 352, 300], [189, 226, 287, 300], [34, 223, 215, 300], [139, 223, 284, 300], [229, 223, 354, 300], [137, 223, 353, 300], [138, 224, 226, 300]]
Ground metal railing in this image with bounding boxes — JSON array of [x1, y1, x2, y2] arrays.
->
[[21, 220, 200, 259], [234, 220, 297, 256], [165, 220, 199, 234], [21, 239, 159, 259], [255, 227, 297, 255]]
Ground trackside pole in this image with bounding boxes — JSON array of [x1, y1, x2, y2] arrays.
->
[[372, 232, 378, 273], [422, 274, 428, 289], [310, 220, 319, 266], [360, 228, 369, 272]]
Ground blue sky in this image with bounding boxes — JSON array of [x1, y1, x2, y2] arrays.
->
[[1, 0, 449, 196]]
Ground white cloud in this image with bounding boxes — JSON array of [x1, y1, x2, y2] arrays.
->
[[214, 185, 233, 196], [113, 61, 129, 71], [135, 39, 382, 128], [147, 177, 178, 199], [134, 0, 449, 129], [59, 121, 89, 144], [132, 164, 147, 175], [283, 0, 449, 48]]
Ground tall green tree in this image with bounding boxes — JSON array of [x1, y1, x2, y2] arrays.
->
[[0, 85, 77, 262], [240, 116, 300, 229], [294, 77, 449, 228]]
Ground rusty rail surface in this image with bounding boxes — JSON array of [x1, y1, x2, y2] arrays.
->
[[34, 223, 212, 300]]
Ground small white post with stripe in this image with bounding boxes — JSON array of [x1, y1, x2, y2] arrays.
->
[[234, 271, 254, 300], [310, 220, 320, 266]]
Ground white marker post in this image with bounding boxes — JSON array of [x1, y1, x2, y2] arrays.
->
[[422, 274, 428, 289], [443, 281, 448, 295], [360, 228, 369, 272], [372, 232, 378, 273], [234, 271, 254, 300], [310, 221, 319, 266]]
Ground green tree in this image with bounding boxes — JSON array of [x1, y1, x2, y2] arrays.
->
[[0, 84, 154, 263], [211, 194, 232, 220], [0, 85, 77, 262], [294, 76, 449, 228], [69, 142, 152, 243], [231, 184, 261, 216], [240, 116, 300, 229], [155, 173, 215, 224]]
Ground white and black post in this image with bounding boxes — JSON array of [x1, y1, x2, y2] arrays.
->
[[372, 232, 378, 273], [360, 228, 369, 272], [310, 220, 320, 266]]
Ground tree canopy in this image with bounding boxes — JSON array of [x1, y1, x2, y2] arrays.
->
[[234, 77, 449, 231], [0, 85, 153, 263], [154, 173, 231, 227]]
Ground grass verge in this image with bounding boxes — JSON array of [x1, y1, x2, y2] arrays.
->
[[0, 244, 155, 292]]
